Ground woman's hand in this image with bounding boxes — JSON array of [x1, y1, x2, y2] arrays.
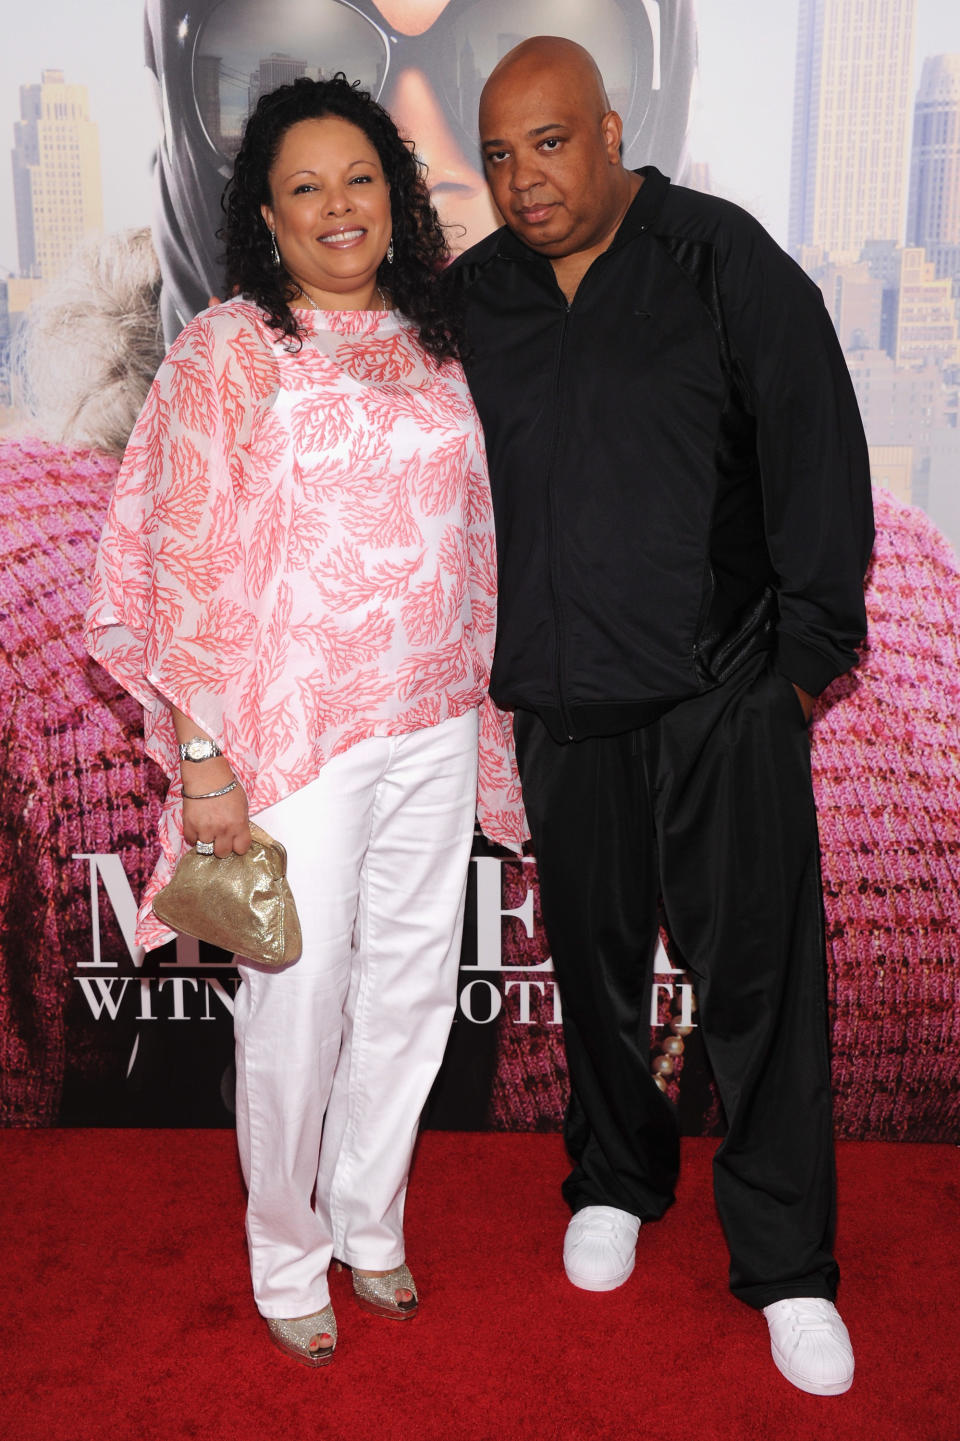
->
[[168, 704, 251, 856], [182, 784, 252, 858]]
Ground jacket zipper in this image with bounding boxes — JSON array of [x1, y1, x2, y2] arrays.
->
[[540, 236, 643, 737], [545, 297, 574, 739]]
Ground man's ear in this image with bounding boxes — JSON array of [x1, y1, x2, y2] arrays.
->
[[601, 110, 624, 164]]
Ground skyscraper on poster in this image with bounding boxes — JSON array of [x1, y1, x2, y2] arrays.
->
[[11, 69, 102, 284], [907, 52, 960, 284], [789, 0, 917, 263]]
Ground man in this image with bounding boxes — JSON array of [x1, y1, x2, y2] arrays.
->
[[454, 37, 873, 1397]]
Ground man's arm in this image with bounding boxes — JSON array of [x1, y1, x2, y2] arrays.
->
[[717, 211, 875, 700]]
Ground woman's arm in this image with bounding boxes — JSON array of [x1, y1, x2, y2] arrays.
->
[[170, 706, 251, 857]]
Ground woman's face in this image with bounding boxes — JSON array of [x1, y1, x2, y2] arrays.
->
[[261, 115, 392, 305]]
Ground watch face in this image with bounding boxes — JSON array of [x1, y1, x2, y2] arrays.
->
[[184, 738, 218, 760]]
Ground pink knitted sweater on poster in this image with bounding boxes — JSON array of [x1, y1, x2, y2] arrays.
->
[[84, 299, 526, 948]]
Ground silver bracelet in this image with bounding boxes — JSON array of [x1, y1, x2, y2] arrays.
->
[[182, 779, 239, 800]]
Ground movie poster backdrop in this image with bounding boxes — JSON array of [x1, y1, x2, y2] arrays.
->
[[0, 1, 958, 1138]]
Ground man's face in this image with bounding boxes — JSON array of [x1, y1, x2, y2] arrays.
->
[[479, 71, 624, 259]]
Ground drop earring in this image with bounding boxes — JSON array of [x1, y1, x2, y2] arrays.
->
[[386, 238, 394, 264], [270, 231, 281, 269]]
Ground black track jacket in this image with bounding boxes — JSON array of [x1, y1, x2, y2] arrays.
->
[[454, 167, 875, 743]]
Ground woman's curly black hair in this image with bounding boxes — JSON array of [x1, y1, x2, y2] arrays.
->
[[223, 74, 461, 362]]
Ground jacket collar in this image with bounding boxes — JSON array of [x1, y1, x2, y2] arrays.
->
[[494, 166, 671, 263]]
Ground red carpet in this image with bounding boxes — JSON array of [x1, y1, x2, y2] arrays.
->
[[1, 1131, 958, 1441]]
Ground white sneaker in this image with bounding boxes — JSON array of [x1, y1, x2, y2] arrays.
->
[[763, 1298, 855, 1396], [563, 1205, 641, 1291]]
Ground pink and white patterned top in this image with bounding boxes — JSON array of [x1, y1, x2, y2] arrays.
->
[[85, 298, 526, 949]]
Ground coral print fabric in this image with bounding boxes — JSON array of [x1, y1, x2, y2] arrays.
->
[[85, 298, 526, 948]]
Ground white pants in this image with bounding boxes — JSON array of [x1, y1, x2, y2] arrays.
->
[[233, 710, 479, 1318]]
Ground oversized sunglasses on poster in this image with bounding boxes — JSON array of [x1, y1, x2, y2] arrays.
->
[[184, 0, 663, 168], [145, 0, 695, 339]]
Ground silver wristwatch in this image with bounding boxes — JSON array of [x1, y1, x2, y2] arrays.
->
[[178, 737, 223, 762]]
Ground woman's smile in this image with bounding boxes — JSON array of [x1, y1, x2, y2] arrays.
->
[[318, 226, 367, 247]]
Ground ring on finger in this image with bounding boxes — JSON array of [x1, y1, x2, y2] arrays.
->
[[195, 840, 215, 856]]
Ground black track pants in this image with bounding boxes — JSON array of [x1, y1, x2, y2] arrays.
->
[[513, 653, 839, 1309]]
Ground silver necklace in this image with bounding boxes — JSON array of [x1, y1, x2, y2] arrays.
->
[[297, 283, 389, 312]]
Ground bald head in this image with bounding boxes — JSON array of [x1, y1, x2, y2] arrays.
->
[[480, 36, 610, 131], [477, 35, 638, 266]]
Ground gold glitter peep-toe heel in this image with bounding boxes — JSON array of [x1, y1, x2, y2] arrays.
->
[[265, 1303, 337, 1367], [351, 1263, 419, 1319]]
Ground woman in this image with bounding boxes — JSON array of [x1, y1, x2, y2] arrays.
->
[[84, 74, 525, 1367]]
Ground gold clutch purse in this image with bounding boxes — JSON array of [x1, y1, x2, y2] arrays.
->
[[152, 822, 302, 966]]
